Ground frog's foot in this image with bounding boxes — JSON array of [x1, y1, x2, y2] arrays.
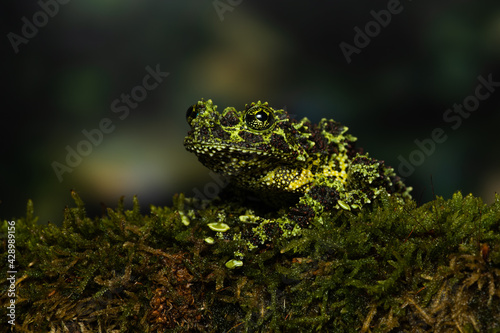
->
[[221, 185, 342, 257]]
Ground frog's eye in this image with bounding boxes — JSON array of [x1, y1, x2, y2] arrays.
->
[[245, 106, 275, 131], [186, 104, 204, 126]]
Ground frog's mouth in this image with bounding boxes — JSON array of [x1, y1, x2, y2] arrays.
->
[[184, 141, 271, 157], [184, 141, 288, 176]]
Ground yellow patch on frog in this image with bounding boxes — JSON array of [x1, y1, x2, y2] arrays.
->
[[286, 169, 314, 191], [260, 167, 314, 192], [322, 153, 349, 184]]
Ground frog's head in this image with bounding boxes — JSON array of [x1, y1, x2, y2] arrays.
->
[[184, 99, 311, 177]]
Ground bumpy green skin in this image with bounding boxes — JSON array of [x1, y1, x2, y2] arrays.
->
[[184, 99, 411, 257]]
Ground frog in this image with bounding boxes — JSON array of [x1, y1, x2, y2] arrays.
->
[[184, 99, 411, 265]]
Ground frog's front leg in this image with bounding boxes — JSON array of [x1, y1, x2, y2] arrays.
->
[[240, 183, 343, 250]]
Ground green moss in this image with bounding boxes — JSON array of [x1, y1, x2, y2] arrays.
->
[[1, 191, 500, 332]]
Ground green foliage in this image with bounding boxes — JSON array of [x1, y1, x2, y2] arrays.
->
[[1, 191, 500, 332]]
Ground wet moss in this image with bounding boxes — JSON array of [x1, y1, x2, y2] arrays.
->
[[1, 191, 499, 332]]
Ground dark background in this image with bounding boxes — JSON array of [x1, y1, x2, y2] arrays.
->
[[2, 0, 499, 224]]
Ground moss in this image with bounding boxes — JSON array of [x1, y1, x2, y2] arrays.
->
[[1, 191, 500, 332]]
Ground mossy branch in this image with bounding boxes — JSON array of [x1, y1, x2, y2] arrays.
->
[[1, 191, 499, 332]]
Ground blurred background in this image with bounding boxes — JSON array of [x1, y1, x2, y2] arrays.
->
[[2, 0, 499, 224]]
